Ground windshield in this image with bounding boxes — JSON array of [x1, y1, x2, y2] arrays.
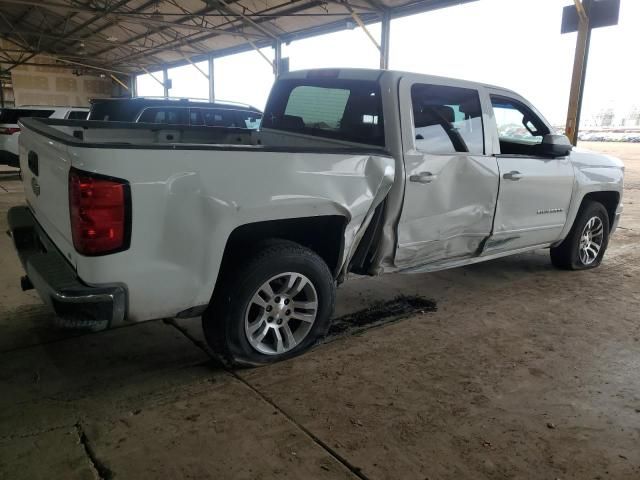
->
[[263, 78, 385, 147]]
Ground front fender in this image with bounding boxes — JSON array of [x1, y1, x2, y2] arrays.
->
[[557, 149, 624, 242]]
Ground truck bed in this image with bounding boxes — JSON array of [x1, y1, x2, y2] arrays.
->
[[20, 118, 389, 154], [17, 117, 395, 324]]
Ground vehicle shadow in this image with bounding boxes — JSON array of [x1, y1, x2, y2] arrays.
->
[[0, 250, 559, 428]]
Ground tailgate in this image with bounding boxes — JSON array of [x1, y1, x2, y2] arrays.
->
[[18, 125, 77, 268]]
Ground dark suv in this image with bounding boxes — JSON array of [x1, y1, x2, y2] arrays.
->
[[88, 97, 262, 129]]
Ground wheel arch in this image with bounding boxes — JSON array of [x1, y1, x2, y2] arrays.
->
[[556, 188, 621, 246], [580, 191, 620, 231], [218, 216, 348, 281]]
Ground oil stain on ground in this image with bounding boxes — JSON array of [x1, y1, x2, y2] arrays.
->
[[326, 295, 437, 341]]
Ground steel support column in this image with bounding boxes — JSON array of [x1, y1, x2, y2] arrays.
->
[[274, 39, 282, 76], [208, 55, 215, 102], [129, 75, 137, 97], [162, 67, 169, 98], [380, 11, 391, 70]]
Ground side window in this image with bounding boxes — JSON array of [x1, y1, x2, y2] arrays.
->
[[411, 84, 484, 155], [138, 107, 188, 125], [491, 96, 550, 146], [138, 108, 161, 123], [24, 109, 55, 119], [190, 108, 204, 126], [236, 111, 262, 129], [67, 110, 89, 120], [202, 109, 238, 127]]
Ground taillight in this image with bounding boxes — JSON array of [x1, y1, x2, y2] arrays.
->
[[0, 127, 20, 135], [69, 169, 131, 256]]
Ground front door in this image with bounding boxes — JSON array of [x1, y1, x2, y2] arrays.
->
[[484, 94, 575, 254], [395, 78, 500, 268]]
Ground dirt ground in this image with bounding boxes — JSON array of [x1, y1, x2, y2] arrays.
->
[[0, 142, 639, 480]]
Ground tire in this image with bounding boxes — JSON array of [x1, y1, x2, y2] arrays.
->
[[550, 200, 610, 270], [202, 239, 336, 367]]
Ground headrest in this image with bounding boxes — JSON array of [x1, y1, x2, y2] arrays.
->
[[279, 114, 305, 130], [414, 105, 455, 128]]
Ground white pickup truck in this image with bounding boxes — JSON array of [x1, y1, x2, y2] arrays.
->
[[1, 106, 89, 167], [8, 68, 624, 365]]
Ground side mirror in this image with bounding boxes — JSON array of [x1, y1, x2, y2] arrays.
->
[[540, 134, 573, 158]]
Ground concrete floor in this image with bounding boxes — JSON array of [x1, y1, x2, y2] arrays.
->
[[0, 142, 639, 480]]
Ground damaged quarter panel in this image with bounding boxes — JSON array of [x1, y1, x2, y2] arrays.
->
[[71, 146, 394, 323]]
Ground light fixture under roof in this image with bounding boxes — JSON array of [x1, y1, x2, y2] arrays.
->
[[107, 36, 118, 42]]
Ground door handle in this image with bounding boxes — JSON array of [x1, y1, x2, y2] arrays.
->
[[409, 171, 436, 184], [503, 171, 523, 181]]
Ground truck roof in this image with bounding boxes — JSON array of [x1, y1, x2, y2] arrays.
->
[[280, 68, 519, 97]]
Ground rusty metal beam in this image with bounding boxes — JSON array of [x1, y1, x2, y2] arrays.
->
[[140, 66, 165, 88], [110, 73, 129, 90], [348, 7, 380, 51], [565, 0, 590, 145]]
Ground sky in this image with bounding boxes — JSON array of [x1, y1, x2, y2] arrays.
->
[[137, 0, 640, 126]]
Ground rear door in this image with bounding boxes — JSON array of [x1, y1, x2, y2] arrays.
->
[[395, 76, 500, 268], [483, 93, 574, 254]]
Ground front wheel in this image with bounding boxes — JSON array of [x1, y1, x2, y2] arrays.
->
[[202, 240, 336, 366], [550, 200, 610, 270]]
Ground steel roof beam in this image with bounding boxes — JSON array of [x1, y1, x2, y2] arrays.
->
[[140, 0, 473, 73], [116, 0, 321, 67], [88, 1, 255, 59]]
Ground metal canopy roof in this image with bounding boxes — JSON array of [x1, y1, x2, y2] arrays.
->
[[0, 0, 475, 75]]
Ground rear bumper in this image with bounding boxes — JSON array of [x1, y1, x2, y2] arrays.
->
[[7, 206, 126, 328]]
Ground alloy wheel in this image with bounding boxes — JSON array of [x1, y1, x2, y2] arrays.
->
[[578, 216, 604, 265], [244, 272, 319, 355]]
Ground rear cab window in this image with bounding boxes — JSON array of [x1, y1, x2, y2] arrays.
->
[[263, 78, 385, 146]]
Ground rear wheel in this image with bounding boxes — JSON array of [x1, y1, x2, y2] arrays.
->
[[550, 200, 609, 270], [202, 240, 335, 366]]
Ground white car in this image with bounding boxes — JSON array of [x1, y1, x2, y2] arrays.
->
[[8, 69, 623, 366], [0, 106, 89, 167]]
